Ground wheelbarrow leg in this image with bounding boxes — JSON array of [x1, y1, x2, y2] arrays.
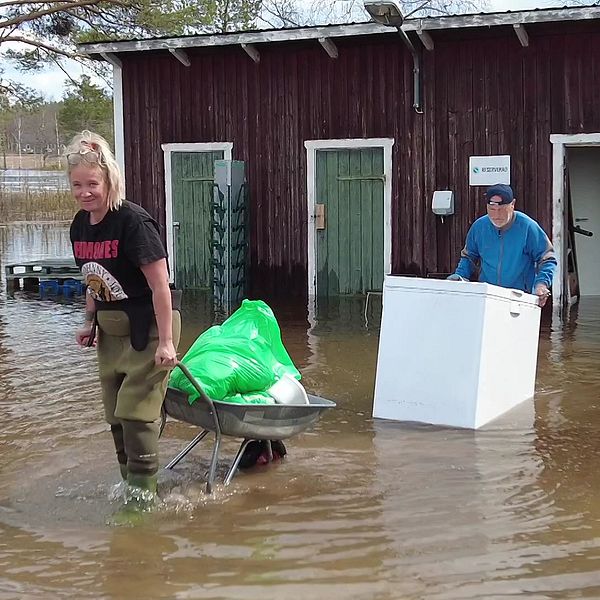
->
[[206, 430, 222, 494], [265, 440, 273, 462], [165, 430, 210, 470], [224, 439, 253, 486]]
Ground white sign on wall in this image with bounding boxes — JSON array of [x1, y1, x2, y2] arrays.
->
[[469, 155, 511, 186]]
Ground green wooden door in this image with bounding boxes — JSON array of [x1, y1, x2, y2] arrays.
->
[[171, 151, 224, 289], [315, 148, 385, 296]]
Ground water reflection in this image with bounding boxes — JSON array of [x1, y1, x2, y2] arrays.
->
[[0, 222, 599, 599], [0, 222, 72, 269]]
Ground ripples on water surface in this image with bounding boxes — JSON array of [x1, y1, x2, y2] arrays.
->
[[0, 223, 599, 599]]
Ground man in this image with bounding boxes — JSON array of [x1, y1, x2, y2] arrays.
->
[[448, 184, 557, 307]]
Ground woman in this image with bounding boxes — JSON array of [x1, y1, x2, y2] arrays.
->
[[68, 130, 180, 509]]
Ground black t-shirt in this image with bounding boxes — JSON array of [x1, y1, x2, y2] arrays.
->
[[70, 200, 167, 303]]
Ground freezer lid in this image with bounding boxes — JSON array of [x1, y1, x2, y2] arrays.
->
[[383, 275, 540, 306]]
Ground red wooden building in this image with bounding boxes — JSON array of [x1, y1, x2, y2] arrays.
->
[[81, 5, 600, 307]]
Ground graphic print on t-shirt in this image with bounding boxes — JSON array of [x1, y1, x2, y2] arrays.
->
[[82, 262, 128, 302], [73, 239, 119, 260]]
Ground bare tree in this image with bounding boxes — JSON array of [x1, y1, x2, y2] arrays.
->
[[259, 0, 489, 28]]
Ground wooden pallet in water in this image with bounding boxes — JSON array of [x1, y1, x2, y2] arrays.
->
[[4, 259, 83, 292]]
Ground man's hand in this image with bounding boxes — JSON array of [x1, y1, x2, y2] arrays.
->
[[535, 284, 551, 307], [446, 274, 466, 282]]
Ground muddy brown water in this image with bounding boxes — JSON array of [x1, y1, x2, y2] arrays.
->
[[0, 223, 599, 599]]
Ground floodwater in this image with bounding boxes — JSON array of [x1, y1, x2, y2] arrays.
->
[[0, 169, 68, 193], [0, 222, 599, 600]]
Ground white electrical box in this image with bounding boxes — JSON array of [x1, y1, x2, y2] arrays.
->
[[373, 276, 542, 429], [432, 190, 454, 216]]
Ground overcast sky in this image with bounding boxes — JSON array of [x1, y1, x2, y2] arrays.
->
[[4, 0, 583, 100], [489, 0, 570, 9], [4, 62, 85, 102]]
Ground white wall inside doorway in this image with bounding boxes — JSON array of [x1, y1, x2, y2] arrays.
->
[[568, 147, 600, 296]]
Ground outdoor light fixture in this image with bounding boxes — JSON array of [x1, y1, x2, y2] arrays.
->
[[363, 0, 404, 27], [363, 0, 423, 113]]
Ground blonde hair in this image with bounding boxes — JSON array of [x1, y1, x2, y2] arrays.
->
[[65, 130, 124, 211]]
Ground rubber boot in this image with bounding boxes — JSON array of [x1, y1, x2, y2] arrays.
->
[[108, 473, 158, 527], [108, 420, 160, 526], [119, 463, 128, 480], [127, 472, 158, 495], [121, 419, 160, 476]]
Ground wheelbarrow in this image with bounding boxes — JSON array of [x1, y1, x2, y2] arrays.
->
[[162, 362, 336, 494]]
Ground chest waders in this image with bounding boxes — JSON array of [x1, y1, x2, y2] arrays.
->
[[96, 298, 181, 494]]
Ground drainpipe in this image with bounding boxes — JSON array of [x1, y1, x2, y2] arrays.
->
[[396, 27, 423, 114]]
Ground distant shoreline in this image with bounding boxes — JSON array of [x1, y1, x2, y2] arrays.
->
[[0, 217, 75, 225]]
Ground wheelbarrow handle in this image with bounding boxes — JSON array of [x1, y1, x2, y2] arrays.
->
[[173, 361, 222, 438]]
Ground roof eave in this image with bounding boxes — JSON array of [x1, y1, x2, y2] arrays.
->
[[78, 6, 600, 56], [80, 23, 391, 55]]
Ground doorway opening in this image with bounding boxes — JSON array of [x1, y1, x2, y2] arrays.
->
[[551, 134, 600, 312]]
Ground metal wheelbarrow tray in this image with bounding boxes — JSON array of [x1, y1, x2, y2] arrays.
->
[[163, 362, 336, 493]]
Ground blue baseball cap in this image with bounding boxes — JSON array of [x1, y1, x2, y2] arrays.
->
[[486, 184, 514, 205]]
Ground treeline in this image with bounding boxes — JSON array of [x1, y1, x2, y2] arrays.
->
[[0, 75, 112, 169]]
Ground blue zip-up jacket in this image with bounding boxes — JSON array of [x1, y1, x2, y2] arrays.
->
[[453, 211, 557, 292]]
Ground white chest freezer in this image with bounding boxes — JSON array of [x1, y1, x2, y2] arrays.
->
[[373, 276, 542, 429]]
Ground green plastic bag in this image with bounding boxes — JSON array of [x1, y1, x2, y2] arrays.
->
[[169, 299, 301, 405]]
